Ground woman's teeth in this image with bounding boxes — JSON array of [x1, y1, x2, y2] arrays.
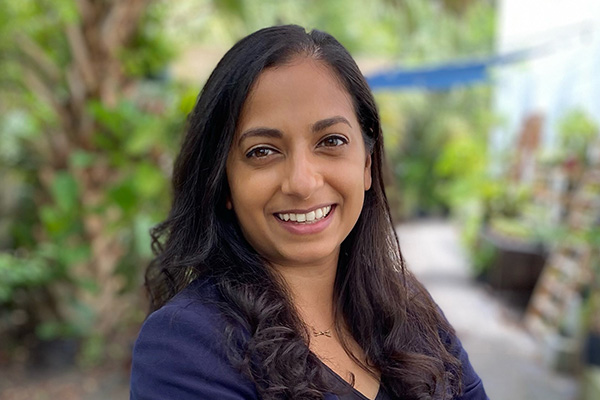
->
[[277, 205, 332, 224]]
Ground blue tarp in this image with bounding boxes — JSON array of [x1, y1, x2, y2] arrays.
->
[[367, 61, 489, 90], [366, 49, 533, 91]]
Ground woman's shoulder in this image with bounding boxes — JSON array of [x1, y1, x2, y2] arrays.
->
[[130, 277, 258, 400], [162, 275, 220, 308], [134, 276, 235, 353], [139, 277, 224, 334]]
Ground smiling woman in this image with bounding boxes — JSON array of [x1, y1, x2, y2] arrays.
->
[[226, 58, 371, 272], [130, 25, 489, 400]]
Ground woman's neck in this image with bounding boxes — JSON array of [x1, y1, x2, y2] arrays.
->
[[271, 258, 337, 330]]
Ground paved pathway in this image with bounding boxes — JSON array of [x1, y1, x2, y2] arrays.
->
[[397, 220, 579, 400]]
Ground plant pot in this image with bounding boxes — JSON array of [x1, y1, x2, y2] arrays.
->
[[477, 226, 547, 307], [585, 333, 600, 367], [543, 333, 581, 374]]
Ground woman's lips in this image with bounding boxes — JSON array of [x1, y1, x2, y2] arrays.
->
[[274, 205, 336, 234], [275, 204, 332, 223]]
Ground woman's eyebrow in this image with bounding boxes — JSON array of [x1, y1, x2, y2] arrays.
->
[[237, 116, 351, 146], [238, 127, 283, 146], [311, 116, 352, 132]]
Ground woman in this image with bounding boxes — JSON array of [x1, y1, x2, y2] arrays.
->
[[130, 25, 488, 400]]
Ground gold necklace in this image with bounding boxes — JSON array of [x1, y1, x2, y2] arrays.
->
[[310, 324, 333, 338]]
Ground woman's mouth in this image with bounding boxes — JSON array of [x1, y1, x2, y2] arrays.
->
[[275, 205, 333, 224]]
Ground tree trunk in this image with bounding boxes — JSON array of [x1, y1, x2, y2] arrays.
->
[[20, 0, 151, 343]]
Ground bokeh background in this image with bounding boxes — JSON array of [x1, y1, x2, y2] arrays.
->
[[1, 0, 599, 399]]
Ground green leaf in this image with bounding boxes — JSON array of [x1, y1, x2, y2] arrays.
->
[[40, 205, 68, 234], [134, 213, 156, 258], [69, 150, 96, 168], [125, 117, 162, 156], [109, 181, 138, 214], [50, 172, 79, 212], [132, 162, 166, 197], [178, 88, 198, 115], [36, 321, 65, 340], [0, 252, 52, 303], [77, 278, 100, 295], [57, 243, 90, 267]]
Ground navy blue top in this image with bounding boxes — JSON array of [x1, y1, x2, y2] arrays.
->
[[130, 278, 488, 400]]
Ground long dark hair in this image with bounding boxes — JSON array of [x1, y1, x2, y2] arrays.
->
[[146, 25, 463, 400]]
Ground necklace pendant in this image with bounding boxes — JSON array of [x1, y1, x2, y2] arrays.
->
[[312, 329, 332, 338]]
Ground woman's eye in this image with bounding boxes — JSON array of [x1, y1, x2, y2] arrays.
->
[[246, 147, 275, 159], [319, 135, 347, 147]]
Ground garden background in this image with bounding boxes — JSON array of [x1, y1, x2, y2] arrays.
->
[[1, 0, 598, 398]]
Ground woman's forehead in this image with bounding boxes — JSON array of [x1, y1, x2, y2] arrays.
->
[[236, 58, 356, 134]]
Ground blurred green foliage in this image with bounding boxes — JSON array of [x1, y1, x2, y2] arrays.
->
[[0, 0, 187, 365], [0, 0, 497, 365], [465, 108, 600, 279], [0, 251, 52, 304], [378, 86, 496, 219], [558, 109, 599, 163]]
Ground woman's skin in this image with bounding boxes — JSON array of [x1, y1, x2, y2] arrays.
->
[[225, 56, 379, 399]]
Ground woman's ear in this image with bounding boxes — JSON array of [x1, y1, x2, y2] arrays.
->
[[364, 154, 372, 191], [226, 198, 233, 210]]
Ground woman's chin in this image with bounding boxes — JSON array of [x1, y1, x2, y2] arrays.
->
[[268, 247, 340, 270]]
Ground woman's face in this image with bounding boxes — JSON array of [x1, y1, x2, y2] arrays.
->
[[226, 57, 371, 270]]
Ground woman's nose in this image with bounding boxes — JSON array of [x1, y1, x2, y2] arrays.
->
[[281, 152, 323, 199]]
